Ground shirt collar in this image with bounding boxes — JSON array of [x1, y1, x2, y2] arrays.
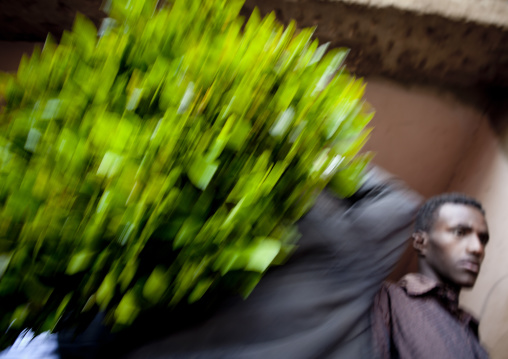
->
[[398, 273, 441, 295], [398, 273, 459, 303], [398, 273, 478, 330]]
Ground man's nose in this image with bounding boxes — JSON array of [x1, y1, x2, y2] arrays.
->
[[467, 234, 485, 257]]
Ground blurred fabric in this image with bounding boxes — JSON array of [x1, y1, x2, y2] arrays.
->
[[0, 167, 421, 359], [120, 168, 422, 358]]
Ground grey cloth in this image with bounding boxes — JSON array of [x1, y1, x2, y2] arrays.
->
[[125, 169, 422, 359]]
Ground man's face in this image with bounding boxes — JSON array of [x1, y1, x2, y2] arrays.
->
[[423, 203, 489, 288]]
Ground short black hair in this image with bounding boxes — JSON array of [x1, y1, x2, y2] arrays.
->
[[414, 193, 485, 233]]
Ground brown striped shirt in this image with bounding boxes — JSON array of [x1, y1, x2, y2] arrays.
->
[[372, 273, 489, 359]]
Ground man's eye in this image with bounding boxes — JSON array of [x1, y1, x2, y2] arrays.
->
[[453, 228, 465, 236]]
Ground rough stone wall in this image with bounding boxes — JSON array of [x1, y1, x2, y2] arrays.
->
[[243, 0, 508, 88], [1, 0, 507, 88], [337, 0, 508, 28]]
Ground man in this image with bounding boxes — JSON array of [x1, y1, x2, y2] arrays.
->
[[372, 193, 490, 358]]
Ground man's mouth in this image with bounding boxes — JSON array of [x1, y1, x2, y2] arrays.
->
[[459, 260, 480, 274]]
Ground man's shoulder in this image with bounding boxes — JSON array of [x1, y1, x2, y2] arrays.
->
[[374, 280, 404, 312], [375, 273, 437, 310], [376, 280, 404, 301], [378, 280, 401, 294]]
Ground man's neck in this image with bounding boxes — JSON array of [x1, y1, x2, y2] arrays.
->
[[417, 265, 461, 293]]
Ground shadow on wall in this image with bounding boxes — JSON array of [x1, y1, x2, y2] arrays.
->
[[482, 91, 508, 359], [0, 42, 40, 72], [487, 87, 508, 160], [386, 240, 418, 282]]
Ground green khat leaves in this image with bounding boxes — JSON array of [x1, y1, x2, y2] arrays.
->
[[0, 0, 373, 348]]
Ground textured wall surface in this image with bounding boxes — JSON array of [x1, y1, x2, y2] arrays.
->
[[243, 0, 508, 88], [1, 0, 507, 88]]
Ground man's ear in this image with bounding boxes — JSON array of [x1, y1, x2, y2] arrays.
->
[[413, 231, 428, 256]]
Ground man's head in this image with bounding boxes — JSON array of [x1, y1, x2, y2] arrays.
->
[[413, 193, 489, 289]]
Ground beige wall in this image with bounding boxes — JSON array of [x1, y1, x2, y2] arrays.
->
[[362, 78, 486, 278], [446, 114, 508, 358], [363, 78, 484, 198]]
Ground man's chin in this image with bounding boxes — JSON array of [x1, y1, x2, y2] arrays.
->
[[456, 272, 479, 288], [459, 281, 476, 289]]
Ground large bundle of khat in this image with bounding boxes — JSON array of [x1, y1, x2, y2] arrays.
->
[[0, 0, 372, 348]]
